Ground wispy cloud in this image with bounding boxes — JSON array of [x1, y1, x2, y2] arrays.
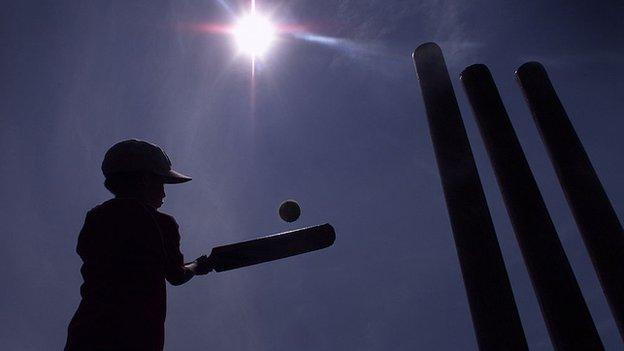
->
[[283, 0, 482, 71]]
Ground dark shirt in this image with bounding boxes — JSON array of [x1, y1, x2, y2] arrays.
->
[[65, 198, 187, 351]]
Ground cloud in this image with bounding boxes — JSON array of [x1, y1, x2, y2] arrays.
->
[[282, 0, 482, 71]]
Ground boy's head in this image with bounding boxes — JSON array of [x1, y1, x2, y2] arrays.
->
[[102, 139, 191, 208]]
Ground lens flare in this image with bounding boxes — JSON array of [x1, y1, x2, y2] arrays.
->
[[233, 14, 276, 57]]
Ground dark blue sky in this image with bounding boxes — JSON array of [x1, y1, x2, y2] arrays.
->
[[2, 1, 623, 349]]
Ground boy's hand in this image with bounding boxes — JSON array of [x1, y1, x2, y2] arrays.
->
[[193, 255, 214, 275]]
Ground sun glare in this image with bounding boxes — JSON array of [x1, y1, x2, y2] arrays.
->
[[233, 14, 276, 57]]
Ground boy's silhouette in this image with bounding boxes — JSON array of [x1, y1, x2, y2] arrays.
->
[[65, 139, 212, 351]]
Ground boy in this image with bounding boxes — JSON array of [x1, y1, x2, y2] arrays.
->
[[65, 139, 212, 350]]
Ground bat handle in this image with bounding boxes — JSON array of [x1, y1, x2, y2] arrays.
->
[[206, 254, 216, 271], [184, 254, 215, 274]]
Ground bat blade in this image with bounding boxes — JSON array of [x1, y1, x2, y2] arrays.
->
[[209, 223, 335, 272]]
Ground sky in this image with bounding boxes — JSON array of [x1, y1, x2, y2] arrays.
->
[[1, 0, 623, 350]]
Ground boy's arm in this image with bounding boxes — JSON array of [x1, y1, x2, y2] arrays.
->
[[178, 255, 213, 282], [167, 255, 213, 286], [159, 214, 212, 286], [184, 255, 213, 274]]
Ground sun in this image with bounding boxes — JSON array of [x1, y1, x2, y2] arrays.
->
[[232, 13, 276, 57]]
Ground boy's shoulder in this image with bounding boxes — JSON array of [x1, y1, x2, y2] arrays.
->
[[88, 198, 146, 215], [153, 209, 178, 229], [87, 199, 177, 225]]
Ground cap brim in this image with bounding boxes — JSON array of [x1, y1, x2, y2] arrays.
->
[[158, 169, 192, 184]]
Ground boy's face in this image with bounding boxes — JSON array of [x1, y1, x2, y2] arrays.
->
[[144, 175, 166, 209]]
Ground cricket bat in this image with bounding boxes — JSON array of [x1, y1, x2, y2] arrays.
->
[[208, 223, 335, 272]]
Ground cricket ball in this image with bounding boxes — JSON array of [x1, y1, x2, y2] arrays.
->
[[279, 200, 301, 222]]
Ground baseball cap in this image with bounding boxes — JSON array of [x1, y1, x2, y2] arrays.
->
[[102, 139, 192, 184]]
